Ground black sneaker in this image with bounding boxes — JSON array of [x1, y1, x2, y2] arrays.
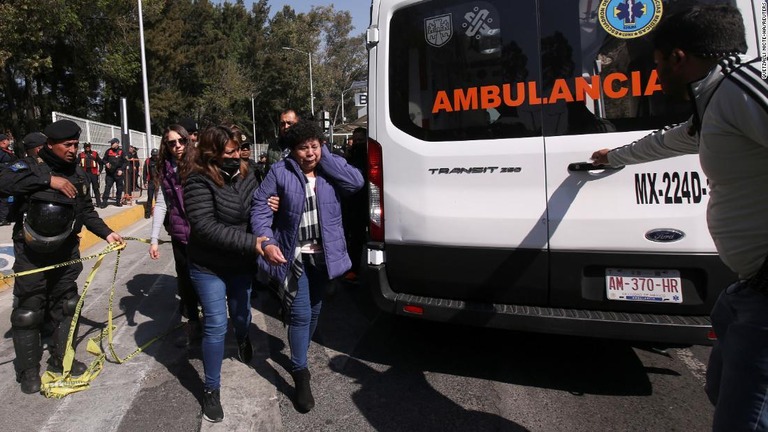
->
[[202, 389, 224, 423], [237, 337, 253, 364]]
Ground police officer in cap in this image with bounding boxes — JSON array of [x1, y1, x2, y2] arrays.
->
[[78, 142, 104, 207], [0, 133, 18, 225], [101, 137, 125, 207], [142, 148, 159, 218], [0, 119, 124, 394], [21, 132, 46, 158]]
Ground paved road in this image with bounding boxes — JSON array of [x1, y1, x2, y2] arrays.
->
[[0, 218, 715, 431]]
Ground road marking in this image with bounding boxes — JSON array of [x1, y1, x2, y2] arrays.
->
[[672, 348, 707, 386]]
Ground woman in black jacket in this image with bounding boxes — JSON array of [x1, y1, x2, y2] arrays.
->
[[181, 125, 265, 423]]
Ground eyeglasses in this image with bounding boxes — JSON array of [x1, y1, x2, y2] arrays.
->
[[166, 138, 188, 147], [280, 121, 295, 127]]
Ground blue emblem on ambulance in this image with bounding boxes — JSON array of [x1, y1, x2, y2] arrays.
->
[[599, 0, 663, 39], [645, 229, 685, 243]]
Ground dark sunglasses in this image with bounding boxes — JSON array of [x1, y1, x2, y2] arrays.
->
[[166, 137, 188, 147]]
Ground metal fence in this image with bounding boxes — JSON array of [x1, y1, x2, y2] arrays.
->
[[51, 111, 161, 160], [51, 111, 271, 160]]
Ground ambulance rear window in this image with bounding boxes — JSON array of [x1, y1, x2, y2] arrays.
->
[[389, 0, 736, 141]]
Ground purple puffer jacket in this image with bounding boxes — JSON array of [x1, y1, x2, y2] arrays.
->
[[160, 160, 190, 244], [251, 146, 364, 282]]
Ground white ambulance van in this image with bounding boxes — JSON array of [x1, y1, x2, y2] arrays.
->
[[364, 0, 761, 344]]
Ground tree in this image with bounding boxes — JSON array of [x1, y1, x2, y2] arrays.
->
[[0, 0, 368, 145]]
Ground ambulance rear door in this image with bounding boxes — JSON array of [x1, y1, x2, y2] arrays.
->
[[540, 0, 742, 316], [378, 0, 551, 306]]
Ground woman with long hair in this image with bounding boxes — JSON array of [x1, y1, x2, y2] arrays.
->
[[148, 124, 201, 344], [181, 125, 266, 423]]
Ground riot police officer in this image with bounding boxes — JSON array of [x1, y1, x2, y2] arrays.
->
[[78, 142, 104, 207], [0, 120, 124, 394], [101, 138, 125, 207], [142, 148, 159, 218]]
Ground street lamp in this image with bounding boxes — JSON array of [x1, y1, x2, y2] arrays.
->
[[138, 0, 152, 158], [282, 46, 314, 117]]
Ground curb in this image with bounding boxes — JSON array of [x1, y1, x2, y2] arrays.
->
[[0, 204, 146, 293], [80, 205, 146, 250]]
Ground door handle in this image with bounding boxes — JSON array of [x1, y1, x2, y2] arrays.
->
[[567, 162, 624, 172]]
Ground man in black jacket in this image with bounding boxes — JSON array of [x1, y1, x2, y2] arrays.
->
[[78, 142, 104, 207], [342, 127, 368, 282], [101, 138, 125, 207], [143, 148, 159, 218], [0, 133, 18, 225], [0, 120, 124, 394]]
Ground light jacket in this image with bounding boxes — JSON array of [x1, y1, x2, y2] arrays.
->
[[607, 55, 768, 279], [251, 145, 364, 282]]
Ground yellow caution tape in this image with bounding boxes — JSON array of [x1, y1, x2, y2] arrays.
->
[[35, 237, 179, 398]]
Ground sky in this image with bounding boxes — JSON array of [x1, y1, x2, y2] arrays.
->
[[217, 1, 371, 34]]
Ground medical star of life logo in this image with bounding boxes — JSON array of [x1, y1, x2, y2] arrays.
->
[[425, 14, 453, 47], [599, 0, 663, 39]]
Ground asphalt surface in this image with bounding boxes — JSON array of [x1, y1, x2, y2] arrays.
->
[[0, 214, 717, 431]]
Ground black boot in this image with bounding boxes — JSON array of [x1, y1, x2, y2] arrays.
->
[[16, 366, 41, 394], [236, 336, 253, 364], [291, 368, 315, 413], [12, 328, 42, 394], [48, 317, 88, 376]]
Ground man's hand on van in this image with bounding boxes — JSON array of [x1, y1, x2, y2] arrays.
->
[[591, 149, 611, 165]]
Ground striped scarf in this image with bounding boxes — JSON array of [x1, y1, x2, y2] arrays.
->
[[298, 175, 321, 242], [275, 175, 323, 323]]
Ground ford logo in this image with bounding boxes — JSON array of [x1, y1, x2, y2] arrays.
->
[[645, 229, 685, 243]]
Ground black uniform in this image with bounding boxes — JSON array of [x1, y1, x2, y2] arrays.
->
[[0, 146, 19, 224], [343, 142, 368, 275], [101, 146, 125, 207], [78, 148, 104, 207], [125, 149, 140, 194], [142, 155, 159, 218], [0, 146, 114, 389]]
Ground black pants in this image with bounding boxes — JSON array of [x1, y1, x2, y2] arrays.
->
[[124, 169, 135, 193], [145, 182, 156, 215], [12, 238, 81, 330], [0, 197, 10, 223], [172, 238, 200, 322], [343, 194, 368, 274], [102, 172, 124, 205], [84, 171, 101, 206]]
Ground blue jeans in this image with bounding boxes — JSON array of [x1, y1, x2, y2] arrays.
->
[[706, 281, 768, 431], [288, 253, 329, 372], [189, 266, 252, 390]]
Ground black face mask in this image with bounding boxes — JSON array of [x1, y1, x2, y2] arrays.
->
[[220, 158, 241, 179]]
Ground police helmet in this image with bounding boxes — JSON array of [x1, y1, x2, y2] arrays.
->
[[23, 200, 76, 253]]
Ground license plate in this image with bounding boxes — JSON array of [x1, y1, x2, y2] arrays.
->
[[605, 268, 683, 303]]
